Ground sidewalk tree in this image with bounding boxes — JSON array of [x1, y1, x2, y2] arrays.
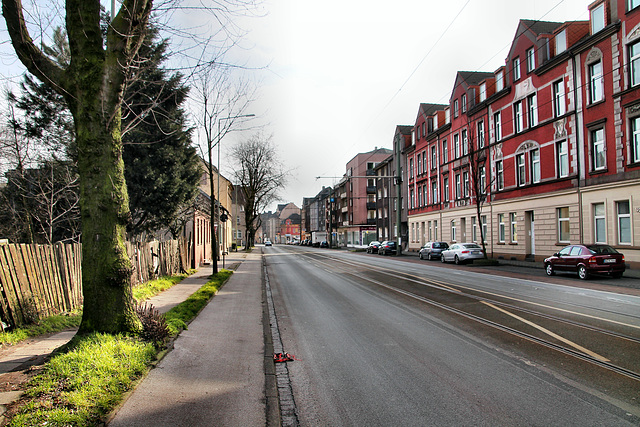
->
[[231, 133, 287, 249]]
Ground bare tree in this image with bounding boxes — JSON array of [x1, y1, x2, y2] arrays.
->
[[231, 133, 287, 249], [1, 0, 260, 334], [191, 62, 255, 273]]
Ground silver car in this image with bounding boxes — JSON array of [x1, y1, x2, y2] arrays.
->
[[441, 243, 484, 265]]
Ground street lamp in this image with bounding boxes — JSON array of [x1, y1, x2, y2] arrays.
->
[[216, 114, 255, 267]]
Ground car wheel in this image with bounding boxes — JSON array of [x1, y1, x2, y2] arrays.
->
[[577, 265, 589, 280], [441, 254, 446, 263], [612, 272, 623, 279], [454, 255, 460, 265], [428, 253, 433, 261], [545, 263, 555, 276], [419, 253, 423, 260]]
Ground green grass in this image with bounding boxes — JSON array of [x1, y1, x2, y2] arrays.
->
[[6, 269, 233, 426], [164, 269, 232, 334], [132, 269, 196, 303], [0, 312, 82, 346]]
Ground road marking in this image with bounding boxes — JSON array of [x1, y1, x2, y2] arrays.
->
[[481, 301, 610, 362]]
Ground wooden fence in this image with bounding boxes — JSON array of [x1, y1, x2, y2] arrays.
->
[[0, 239, 188, 329]]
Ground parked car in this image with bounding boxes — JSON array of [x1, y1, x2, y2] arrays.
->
[[544, 244, 625, 280], [378, 241, 397, 256], [367, 241, 381, 254], [419, 241, 449, 260], [441, 243, 484, 264], [264, 240, 272, 247], [320, 241, 329, 248], [312, 241, 320, 247]]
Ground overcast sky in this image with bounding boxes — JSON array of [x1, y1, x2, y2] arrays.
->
[[1, 0, 592, 212], [229, 0, 591, 212]]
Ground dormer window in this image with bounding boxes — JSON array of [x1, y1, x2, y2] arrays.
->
[[461, 94, 467, 113], [454, 99, 459, 118], [513, 57, 521, 81], [629, 0, 640, 12], [591, 2, 605, 34], [526, 48, 535, 72], [480, 82, 487, 102], [496, 71, 504, 91], [555, 29, 567, 55]]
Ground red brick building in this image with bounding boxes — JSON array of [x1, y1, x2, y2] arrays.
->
[[407, 0, 640, 269]]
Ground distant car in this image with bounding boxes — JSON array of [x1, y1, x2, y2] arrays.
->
[[367, 241, 381, 254], [441, 243, 484, 264], [264, 240, 272, 247], [312, 241, 320, 248], [378, 241, 397, 256], [544, 244, 625, 280], [320, 241, 329, 248], [419, 241, 449, 260]]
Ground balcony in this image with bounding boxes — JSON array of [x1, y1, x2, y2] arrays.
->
[[366, 202, 376, 210], [341, 206, 348, 213], [367, 218, 377, 225], [366, 186, 376, 194]]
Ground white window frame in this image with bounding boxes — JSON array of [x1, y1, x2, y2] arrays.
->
[[455, 174, 461, 199], [553, 80, 566, 117], [513, 57, 521, 81], [617, 200, 632, 244], [498, 213, 505, 242], [496, 71, 504, 91], [443, 177, 449, 202], [556, 29, 567, 54], [591, 128, 606, 171], [472, 217, 477, 242], [558, 207, 570, 243], [496, 160, 504, 190], [516, 153, 526, 186], [454, 134, 460, 158], [589, 61, 604, 103], [451, 220, 457, 242], [454, 99, 459, 118], [431, 146, 436, 169], [442, 140, 448, 163], [494, 111, 501, 141], [477, 120, 485, 148], [479, 165, 486, 194], [463, 171, 469, 197], [591, 3, 605, 34], [633, 116, 640, 163], [630, 0, 640, 11], [526, 47, 535, 72], [527, 94, 538, 127], [462, 94, 467, 113], [514, 101, 523, 133], [510, 212, 518, 242], [594, 203, 606, 243], [481, 215, 487, 242], [631, 41, 640, 87], [531, 148, 541, 183], [558, 140, 569, 178], [462, 129, 468, 155], [431, 180, 438, 203], [480, 83, 487, 102]]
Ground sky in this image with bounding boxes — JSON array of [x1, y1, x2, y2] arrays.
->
[[0, 0, 592, 212]]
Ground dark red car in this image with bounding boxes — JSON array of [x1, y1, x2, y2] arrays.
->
[[544, 244, 625, 280]]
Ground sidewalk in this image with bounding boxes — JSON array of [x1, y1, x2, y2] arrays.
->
[[0, 250, 253, 423], [108, 249, 265, 426]]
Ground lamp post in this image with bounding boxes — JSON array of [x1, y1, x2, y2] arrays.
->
[[216, 114, 255, 266]]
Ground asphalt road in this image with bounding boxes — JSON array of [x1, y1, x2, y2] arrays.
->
[[265, 245, 640, 426]]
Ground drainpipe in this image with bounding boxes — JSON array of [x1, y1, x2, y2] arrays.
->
[[395, 135, 403, 256], [572, 52, 584, 244]]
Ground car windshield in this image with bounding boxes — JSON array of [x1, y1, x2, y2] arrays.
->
[[463, 244, 481, 249], [433, 242, 445, 248], [586, 245, 618, 254]]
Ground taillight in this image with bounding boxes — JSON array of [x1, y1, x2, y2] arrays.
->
[[462, 250, 470, 254], [588, 257, 597, 264], [622, 255, 625, 262]]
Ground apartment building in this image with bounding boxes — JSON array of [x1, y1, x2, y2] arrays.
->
[[407, 0, 640, 269]]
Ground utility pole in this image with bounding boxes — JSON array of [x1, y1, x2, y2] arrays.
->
[[395, 134, 403, 256]]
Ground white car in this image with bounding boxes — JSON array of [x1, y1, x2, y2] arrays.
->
[[441, 243, 484, 265], [264, 240, 272, 246]]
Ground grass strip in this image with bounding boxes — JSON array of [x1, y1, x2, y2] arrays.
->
[[6, 269, 233, 426], [132, 269, 196, 303], [0, 312, 81, 346]]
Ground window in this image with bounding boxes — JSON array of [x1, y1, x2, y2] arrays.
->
[[498, 214, 505, 242], [589, 61, 604, 103], [410, 188, 415, 209], [455, 174, 461, 199], [472, 217, 477, 242], [417, 126, 421, 140], [462, 94, 467, 113], [558, 207, 570, 242], [531, 148, 541, 183], [431, 146, 436, 169], [462, 129, 468, 155], [443, 177, 449, 202], [423, 185, 428, 206], [446, 108, 451, 124], [617, 201, 631, 244], [553, 80, 565, 117], [527, 94, 537, 127], [513, 57, 521, 81], [510, 213, 518, 242], [556, 29, 567, 54], [481, 215, 487, 242], [496, 160, 504, 190], [417, 153, 422, 175], [591, 3, 605, 34], [594, 203, 606, 243], [442, 140, 448, 163], [477, 120, 485, 148], [428, 221, 432, 241], [591, 128, 606, 171], [480, 83, 487, 102], [630, 0, 640, 10], [516, 153, 526, 186], [435, 220, 438, 240], [479, 165, 486, 194], [451, 220, 457, 241], [496, 71, 504, 91], [422, 123, 426, 138], [558, 140, 569, 177], [494, 112, 502, 141], [463, 171, 469, 197], [454, 99, 459, 117], [514, 101, 523, 133], [418, 185, 422, 207], [432, 180, 438, 203], [423, 150, 427, 173], [633, 117, 640, 163], [454, 134, 460, 158], [409, 158, 414, 180], [526, 48, 536, 72], [630, 41, 640, 87]]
